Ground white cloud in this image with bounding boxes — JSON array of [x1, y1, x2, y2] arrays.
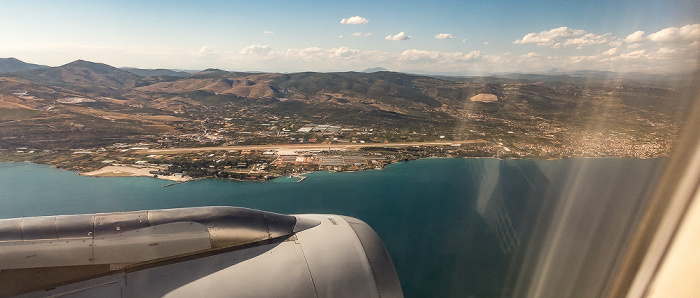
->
[[619, 49, 647, 59], [455, 51, 482, 60], [199, 46, 215, 55], [563, 33, 614, 49], [289, 48, 321, 58], [333, 47, 360, 58], [521, 52, 542, 58], [9, 41, 695, 73], [624, 31, 646, 43], [483, 41, 489, 45], [240, 44, 273, 56], [608, 40, 623, 47], [514, 27, 613, 48], [514, 27, 584, 46], [340, 16, 369, 24], [398, 50, 438, 61], [562, 39, 700, 72], [352, 32, 374, 37], [264, 31, 274, 34], [601, 47, 618, 56], [435, 33, 453, 39], [621, 24, 700, 47], [386, 32, 411, 41], [689, 40, 700, 50], [398, 49, 481, 62], [280, 46, 362, 61], [656, 47, 677, 55], [648, 24, 700, 43]]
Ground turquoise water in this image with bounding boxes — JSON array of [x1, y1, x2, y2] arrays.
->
[[0, 158, 665, 297]]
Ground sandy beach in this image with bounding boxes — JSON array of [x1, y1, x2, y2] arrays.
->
[[80, 165, 191, 182]]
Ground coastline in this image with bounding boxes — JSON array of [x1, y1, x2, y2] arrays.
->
[[0, 154, 666, 183], [79, 165, 192, 182]]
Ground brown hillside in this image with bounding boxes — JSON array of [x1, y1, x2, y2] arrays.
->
[[136, 73, 283, 98]]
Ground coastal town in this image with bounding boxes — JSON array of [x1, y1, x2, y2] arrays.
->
[[1, 117, 677, 182], [0, 59, 689, 181]]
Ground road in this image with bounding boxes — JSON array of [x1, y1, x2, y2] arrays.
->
[[136, 140, 488, 155]]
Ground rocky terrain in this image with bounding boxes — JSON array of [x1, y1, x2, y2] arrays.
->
[[0, 57, 695, 179]]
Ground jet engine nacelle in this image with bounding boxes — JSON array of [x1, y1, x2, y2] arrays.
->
[[0, 207, 403, 298]]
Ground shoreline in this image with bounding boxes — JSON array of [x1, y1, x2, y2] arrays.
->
[[79, 165, 192, 182], [0, 155, 666, 183]]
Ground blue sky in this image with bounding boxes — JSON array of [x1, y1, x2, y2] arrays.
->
[[1, 0, 698, 74]]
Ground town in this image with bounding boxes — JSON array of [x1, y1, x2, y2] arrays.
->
[[0, 60, 688, 181]]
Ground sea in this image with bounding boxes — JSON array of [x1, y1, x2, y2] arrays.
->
[[0, 158, 666, 297]]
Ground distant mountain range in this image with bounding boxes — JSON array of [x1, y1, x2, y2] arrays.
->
[[0, 57, 691, 151], [120, 67, 191, 78], [0, 58, 48, 73], [362, 67, 389, 73], [0, 57, 688, 84], [0, 58, 689, 104], [0, 59, 451, 108], [6, 60, 141, 98]]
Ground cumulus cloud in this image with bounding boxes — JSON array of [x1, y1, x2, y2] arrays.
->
[[455, 51, 482, 60], [689, 40, 700, 50], [619, 49, 647, 59], [398, 50, 440, 61], [514, 27, 613, 48], [340, 16, 369, 24], [386, 32, 411, 41], [608, 40, 623, 47], [624, 31, 646, 43], [656, 47, 677, 56], [565, 33, 615, 48], [280, 46, 362, 61], [398, 49, 481, 62], [224, 24, 698, 73], [15, 36, 696, 74], [333, 47, 361, 57], [435, 33, 453, 39], [199, 46, 215, 55], [521, 52, 542, 58], [648, 24, 700, 43], [264, 31, 274, 34], [563, 43, 697, 71], [601, 47, 618, 56], [240, 44, 273, 56], [352, 32, 374, 37], [622, 24, 700, 46], [514, 27, 584, 46]]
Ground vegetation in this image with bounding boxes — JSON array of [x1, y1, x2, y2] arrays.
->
[[0, 58, 692, 179]]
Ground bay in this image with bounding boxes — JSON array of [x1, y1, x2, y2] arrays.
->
[[0, 158, 665, 297]]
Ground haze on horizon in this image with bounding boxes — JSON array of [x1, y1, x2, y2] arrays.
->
[[1, 0, 698, 74]]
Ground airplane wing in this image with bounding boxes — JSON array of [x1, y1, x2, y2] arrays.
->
[[0, 206, 403, 297]]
